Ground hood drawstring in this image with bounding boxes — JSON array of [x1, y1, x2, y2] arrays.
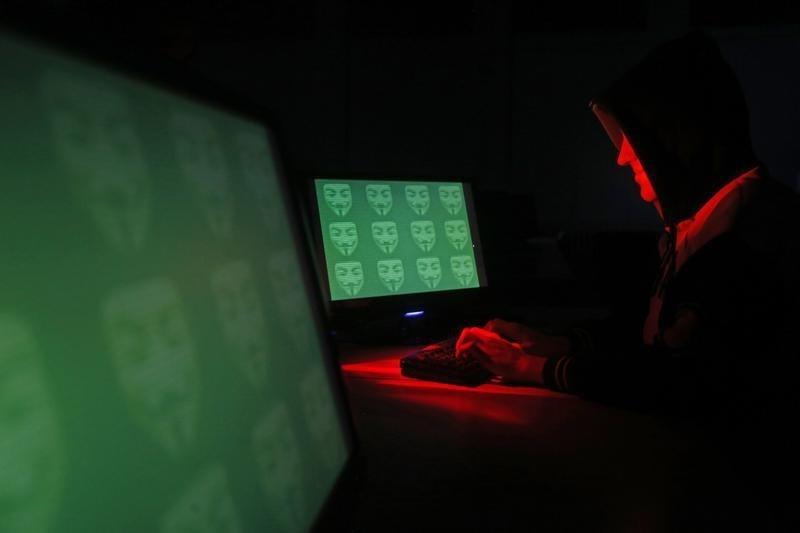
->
[[653, 224, 677, 298]]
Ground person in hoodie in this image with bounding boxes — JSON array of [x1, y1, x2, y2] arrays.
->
[[456, 31, 800, 525]]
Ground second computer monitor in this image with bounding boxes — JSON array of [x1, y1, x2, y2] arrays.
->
[[314, 178, 487, 302]]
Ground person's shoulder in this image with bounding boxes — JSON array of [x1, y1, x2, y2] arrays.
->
[[738, 175, 800, 251]]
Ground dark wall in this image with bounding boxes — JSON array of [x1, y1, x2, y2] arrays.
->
[[180, 17, 800, 236]]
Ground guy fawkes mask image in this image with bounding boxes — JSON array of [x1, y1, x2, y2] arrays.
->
[[329, 222, 358, 256], [299, 368, 347, 471], [371, 221, 399, 254], [103, 278, 200, 455], [237, 130, 282, 232], [161, 466, 243, 533], [41, 69, 151, 253], [450, 255, 476, 287], [405, 185, 430, 215], [410, 220, 436, 252], [438, 185, 463, 215], [377, 259, 404, 293], [334, 261, 364, 297], [211, 261, 270, 388], [366, 184, 393, 215], [444, 220, 469, 250], [416, 257, 442, 289], [322, 183, 352, 216], [172, 112, 235, 238], [252, 405, 307, 532]]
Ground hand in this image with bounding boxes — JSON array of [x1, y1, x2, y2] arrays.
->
[[455, 327, 545, 383], [484, 319, 571, 358]]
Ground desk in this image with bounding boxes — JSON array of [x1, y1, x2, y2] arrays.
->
[[339, 343, 770, 533]]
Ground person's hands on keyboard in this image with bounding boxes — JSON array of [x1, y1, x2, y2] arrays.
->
[[399, 319, 569, 386], [455, 327, 544, 383], [483, 319, 571, 358], [399, 337, 494, 387]]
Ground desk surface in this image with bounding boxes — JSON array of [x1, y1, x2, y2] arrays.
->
[[338, 343, 771, 532]]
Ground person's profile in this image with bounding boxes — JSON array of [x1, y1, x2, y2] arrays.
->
[[405, 185, 430, 215], [40, 69, 151, 254], [334, 261, 364, 297], [171, 112, 235, 238], [211, 261, 270, 388], [366, 184, 393, 215], [103, 278, 200, 455], [450, 255, 476, 287], [161, 465, 243, 533], [0, 315, 64, 533], [322, 183, 352, 217], [252, 405, 307, 532], [444, 220, 469, 250], [371, 221, 399, 254], [416, 257, 442, 289], [438, 185, 463, 215], [410, 220, 436, 252], [329, 222, 359, 256], [377, 259, 404, 293]]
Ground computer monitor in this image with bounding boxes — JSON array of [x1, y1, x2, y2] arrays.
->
[[0, 28, 356, 532], [309, 177, 489, 341]]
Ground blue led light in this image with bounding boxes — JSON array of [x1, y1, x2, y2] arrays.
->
[[404, 310, 425, 318]]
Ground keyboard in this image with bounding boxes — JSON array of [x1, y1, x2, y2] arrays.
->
[[399, 337, 494, 387]]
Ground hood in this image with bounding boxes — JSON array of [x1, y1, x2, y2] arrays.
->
[[590, 31, 759, 225]]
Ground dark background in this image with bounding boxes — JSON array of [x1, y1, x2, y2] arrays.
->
[[5, 0, 800, 304]]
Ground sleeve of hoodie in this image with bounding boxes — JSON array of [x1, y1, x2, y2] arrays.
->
[[541, 232, 759, 412]]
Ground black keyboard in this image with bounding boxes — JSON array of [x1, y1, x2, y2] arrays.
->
[[399, 337, 494, 387]]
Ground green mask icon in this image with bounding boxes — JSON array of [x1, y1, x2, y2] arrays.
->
[[103, 278, 200, 455], [334, 261, 364, 296], [416, 257, 442, 289], [405, 185, 430, 215], [371, 221, 399, 254], [410, 220, 436, 252], [323, 183, 352, 216], [252, 405, 307, 533], [377, 259, 404, 292], [329, 222, 359, 256], [237, 131, 280, 231], [211, 261, 269, 388], [172, 113, 235, 238], [366, 184, 393, 215], [0, 315, 64, 533], [41, 70, 151, 253], [161, 466, 243, 533], [439, 185, 463, 215], [300, 368, 347, 472], [450, 255, 476, 287], [444, 220, 469, 250]]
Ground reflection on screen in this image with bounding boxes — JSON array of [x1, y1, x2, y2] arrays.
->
[[0, 31, 350, 532], [315, 179, 483, 300]]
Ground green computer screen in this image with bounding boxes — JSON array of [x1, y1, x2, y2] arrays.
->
[[0, 32, 350, 532], [314, 179, 485, 301]]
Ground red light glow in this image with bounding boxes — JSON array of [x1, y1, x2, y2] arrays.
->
[[341, 349, 571, 427], [617, 135, 658, 204]]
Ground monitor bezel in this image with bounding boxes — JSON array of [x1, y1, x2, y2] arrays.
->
[[0, 21, 363, 532], [305, 174, 490, 324]]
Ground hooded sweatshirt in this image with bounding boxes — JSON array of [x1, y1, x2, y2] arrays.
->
[[541, 32, 800, 420]]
